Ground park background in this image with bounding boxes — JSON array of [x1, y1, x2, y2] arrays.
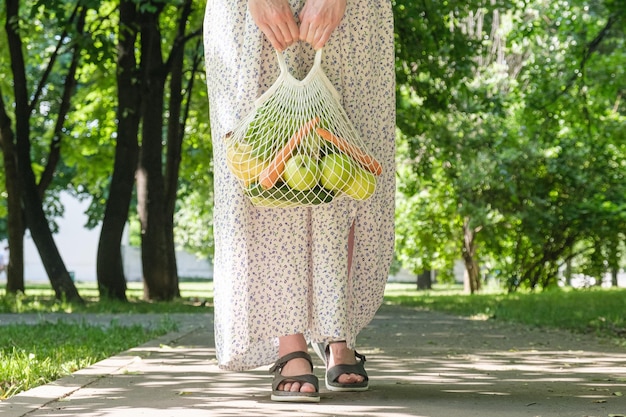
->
[[1, 190, 624, 287], [1, 0, 625, 301]]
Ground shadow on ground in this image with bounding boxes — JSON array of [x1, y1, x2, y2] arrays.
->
[[2, 305, 625, 417]]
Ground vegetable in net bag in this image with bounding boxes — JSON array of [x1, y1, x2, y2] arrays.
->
[[225, 48, 382, 208]]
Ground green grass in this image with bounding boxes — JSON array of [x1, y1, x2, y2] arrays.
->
[[0, 281, 205, 400], [2, 281, 624, 342], [0, 281, 214, 314], [0, 319, 177, 400], [383, 283, 626, 345]]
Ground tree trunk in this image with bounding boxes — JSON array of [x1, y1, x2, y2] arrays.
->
[[462, 256, 480, 294], [96, 0, 141, 301], [564, 259, 572, 287], [462, 217, 481, 294], [4, 0, 81, 302], [607, 238, 619, 288], [138, 7, 173, 301], [162, 0, 196, 298], [416, 270, 432, 290], [0, 94, 25, 294]]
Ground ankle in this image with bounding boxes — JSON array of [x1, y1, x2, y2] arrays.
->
[[281, 357, 313, 376], [328, 341, 356, 366], [278, 334, 308, 357]]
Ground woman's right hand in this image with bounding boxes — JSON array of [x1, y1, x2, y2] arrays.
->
[[249, 0, 299, 51]]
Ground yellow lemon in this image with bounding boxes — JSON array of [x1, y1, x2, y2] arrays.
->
[[226, 143, 268, 185]]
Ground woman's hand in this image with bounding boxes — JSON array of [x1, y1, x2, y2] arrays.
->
[[249, 0, 299, 50], [299, 0, 347, 50]]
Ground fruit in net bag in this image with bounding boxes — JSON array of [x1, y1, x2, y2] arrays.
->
[[226, 48, 381, 207], [343, 166, 376, 200], [226, 142, 268, 186], [283, 154, 320, 191], [319, 153, 355, 192]]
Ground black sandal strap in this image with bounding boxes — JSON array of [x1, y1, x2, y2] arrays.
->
[[326, 351, 368, 384], [272, 372, 320, 392], [269, 351, 314, 374], [270, 351, 319, 393]]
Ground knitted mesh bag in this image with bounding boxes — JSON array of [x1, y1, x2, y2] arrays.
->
[[225, 48, 382, 208]]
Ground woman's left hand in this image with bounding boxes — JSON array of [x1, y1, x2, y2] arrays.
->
[[299, 0, 347, 50]]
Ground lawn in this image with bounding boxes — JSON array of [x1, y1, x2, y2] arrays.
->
[[383, 283, 626, 343], [0, 319, 177, 400], [0, 281, 214, 314]]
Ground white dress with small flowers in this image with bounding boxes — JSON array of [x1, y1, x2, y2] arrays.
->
[[203, 0, 395, 371]]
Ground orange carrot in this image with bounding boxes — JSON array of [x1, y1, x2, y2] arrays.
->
[[258, 117, 320, 189], [316, 128, 383, 176]]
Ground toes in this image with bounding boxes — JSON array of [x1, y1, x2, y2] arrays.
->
[[336, 373, 364, 384], [279, 381, 317, 393], [300, 383, 317, 393]]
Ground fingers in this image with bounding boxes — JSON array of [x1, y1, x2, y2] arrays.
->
[[249, 0, 299, 50], [278, 17, 300, 49], [299, 22, 334, 50], [249, 0, 346, 51], [298, 0, 346, 49], [257, 21, 298, 50]]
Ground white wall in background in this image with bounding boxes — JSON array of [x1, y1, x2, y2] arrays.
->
[[19, 192, 212, 283]]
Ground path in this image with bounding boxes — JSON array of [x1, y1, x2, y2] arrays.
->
[[1, 304, 625, 416]]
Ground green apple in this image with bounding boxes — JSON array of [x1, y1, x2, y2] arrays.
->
[[320, 153, 355, 192], [343, 166, 376, 200], [283, 154, 320, 191]]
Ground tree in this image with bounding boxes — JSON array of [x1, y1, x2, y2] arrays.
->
[[393, 0, 508, 293], [96, 0, 142, 301], [135, 0, 201, 301], [1, 0, 211, 302], [0, 94, 23, 293], [1, 0, 84, 301], [96, 0, 204, 301], [393, 0, 625, 291], [486, 0, 626, 290]]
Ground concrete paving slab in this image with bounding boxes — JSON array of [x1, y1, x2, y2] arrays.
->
[[1, 305, 625, 416]]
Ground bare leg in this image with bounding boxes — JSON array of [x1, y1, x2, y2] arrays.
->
[[277, 334, 317, 393]]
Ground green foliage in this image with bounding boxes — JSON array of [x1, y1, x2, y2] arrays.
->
[[1, 0, 212, 243], [173, 50, 214, 259], [393, 0, 626, 290]]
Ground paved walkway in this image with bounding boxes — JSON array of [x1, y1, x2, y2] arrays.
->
[[1, 305, 625, 417]]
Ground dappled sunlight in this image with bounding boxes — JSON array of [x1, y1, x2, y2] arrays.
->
[[2, 305, 625, 416], [442, 389, 511, 396]]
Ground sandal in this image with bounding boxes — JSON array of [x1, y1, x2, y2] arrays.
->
[[312, 341, 369, 392], [269, 351, 320, 403]]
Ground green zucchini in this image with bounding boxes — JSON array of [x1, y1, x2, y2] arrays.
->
[[246, 182, 335, 207]]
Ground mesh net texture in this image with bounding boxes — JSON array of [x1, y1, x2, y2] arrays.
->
[[225, 48, 382, 208]]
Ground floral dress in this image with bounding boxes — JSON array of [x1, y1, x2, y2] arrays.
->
[[203, 0, 395, 371]]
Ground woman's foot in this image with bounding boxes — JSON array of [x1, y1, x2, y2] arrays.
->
[[270, 351, 320, 402], [276, 356, 317, 393], [275, 334, 317, 394], [327, 341, 366, 385]]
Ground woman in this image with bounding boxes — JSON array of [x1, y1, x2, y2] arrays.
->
[[203, 0, 395, 403]]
